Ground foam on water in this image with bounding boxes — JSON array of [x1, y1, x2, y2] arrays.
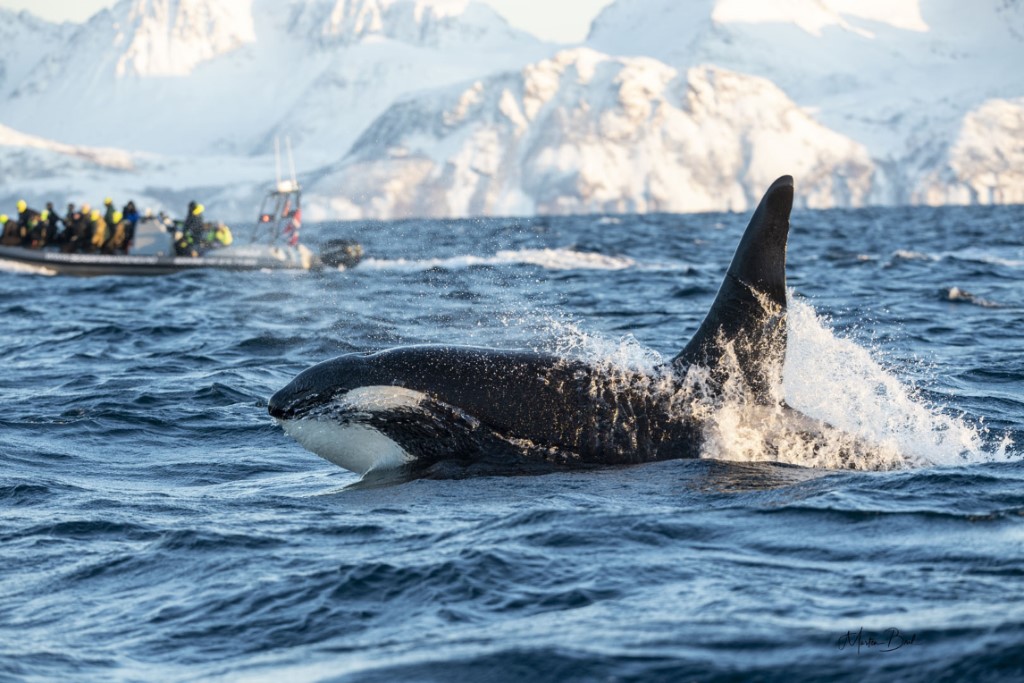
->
[[892, 248, 1024, 269], [0, 260, 56, 276], [358, 248, 637, 272]]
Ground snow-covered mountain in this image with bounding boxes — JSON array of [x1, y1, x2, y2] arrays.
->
[[587, 0, 1024, 206], [307, 49, 872, 218], [0, 0, 1021, 221], [1, 0, 547, 157]]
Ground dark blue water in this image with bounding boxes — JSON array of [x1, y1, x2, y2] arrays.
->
[[2, 205, 1023, 682]]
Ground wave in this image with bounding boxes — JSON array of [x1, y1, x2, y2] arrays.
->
[[892, 248, 1024, 268], [358, 248, 637, 272], [0, 260, 56, 276], [942, 286, 1000, 308]]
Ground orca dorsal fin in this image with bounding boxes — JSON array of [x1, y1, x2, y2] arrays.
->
[[672, 175, 793, 401]]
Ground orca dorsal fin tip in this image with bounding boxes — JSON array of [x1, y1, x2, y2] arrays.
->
[[727, 175, 794, 302]]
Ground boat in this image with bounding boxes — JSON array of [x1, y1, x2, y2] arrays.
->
[[0, 142, 363, 277]]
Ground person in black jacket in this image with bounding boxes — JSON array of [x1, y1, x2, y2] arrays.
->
[[44, 202, 63, 245], [122, 200, 139, 251]]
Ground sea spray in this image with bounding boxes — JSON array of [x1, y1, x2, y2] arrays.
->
[[783, 299, 1009, 467], [539, 299, 1012, 470]]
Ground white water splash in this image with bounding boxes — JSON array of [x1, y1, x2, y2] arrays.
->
[[547, 318, 666, 373], [782, 299, 1011, 467]]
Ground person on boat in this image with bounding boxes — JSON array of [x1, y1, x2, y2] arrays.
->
[[103, 211, 129, 254], [103, 197, 116, 228], [203, 223, 233, 249], [60, 205, 84, 253], [175, 231, 196, 256], [26, 210, 49, 248], [44, 202, 63, 245], [0, 214, 20, 246], [174, 201, 203, 256], [63, 203, 76, 235], [71, 210, 90, 253], [121, 200, 139, 251], [15, 199, 41, 247], [87, 209, 107, 254], [282, 205, 302, 247], [185, 202, 204, 241], [122, 200, 139, 225]]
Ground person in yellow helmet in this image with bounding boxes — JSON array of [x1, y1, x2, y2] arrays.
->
[[103, 197, 116, 227], [14, 199, 40, 247], [87, 209, 107, 253], [103, 211, 128, 254], [181, 200, 206, 254]]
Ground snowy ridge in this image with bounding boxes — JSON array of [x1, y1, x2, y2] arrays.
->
[[0, 9, 72, 95], [0, 123, 137, 187], [287, 0, 536, 48], [115, 0, 256, 77]]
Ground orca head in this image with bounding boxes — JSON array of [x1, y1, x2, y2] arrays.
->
[[269, 354, 422, 475], [269, 351, 500, 475], [268, 353, 371, 422]]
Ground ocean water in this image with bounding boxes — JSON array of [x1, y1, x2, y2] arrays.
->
[[1, 204, 1022, 682]]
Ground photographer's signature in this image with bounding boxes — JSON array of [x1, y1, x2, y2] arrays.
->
[[837, 627, 917, 654]]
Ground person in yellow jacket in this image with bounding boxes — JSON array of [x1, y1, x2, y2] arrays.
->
[[203, 223, 233, 249], [0, 213, 20, 246], [88, 209, 107, 253], [103, 211, 128, 254], [215, 224, 233, 246]]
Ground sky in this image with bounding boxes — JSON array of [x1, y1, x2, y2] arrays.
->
[[0, 0, 614, 43]]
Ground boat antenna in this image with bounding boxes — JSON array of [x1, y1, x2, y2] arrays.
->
[[286, 135, 298, 189], [275, 136, 283, 188]]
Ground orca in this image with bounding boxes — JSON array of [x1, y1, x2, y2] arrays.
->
[[269, 176, 828, 478]]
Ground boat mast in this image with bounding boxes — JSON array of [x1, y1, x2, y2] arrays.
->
[[275, 137, 283, 188], [286, 135, 298, 190]]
